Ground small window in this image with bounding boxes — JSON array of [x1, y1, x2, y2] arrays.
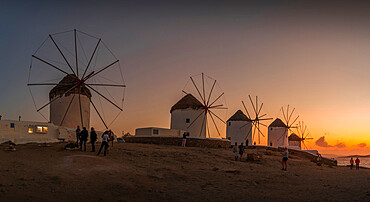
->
[[10, 123, 15, 128], [186, 118, 190, 123], [270, 128, 273, 131], [36, 126, 48, 133], [37, 126, 43, 133], [153, 129, 159, 135], [28, 127, 34, 134], [228, 122, 231, 126]]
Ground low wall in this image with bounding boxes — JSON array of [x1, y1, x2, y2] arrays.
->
[[125, 136, 231, 148]]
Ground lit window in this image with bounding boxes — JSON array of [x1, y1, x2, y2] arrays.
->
[[36, 126, 48, 133], [37, 126, 43, 133], [28, 127, 34, 134]]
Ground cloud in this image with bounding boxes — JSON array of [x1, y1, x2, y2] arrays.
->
[[315, 136, 333, 147], [356, 143, 367, 148], [315, 136, 346, 148], [334, 142, 346, 148]]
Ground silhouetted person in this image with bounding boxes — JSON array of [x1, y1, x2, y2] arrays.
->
[[233, 142, 238, 161], [109, 130, 115, 147], [182, 132, 189, 147], [282, 147, 289, 171], [97, 131, 109, 156], [350, 157, 354, 170], [246, 139, 249, 146], [238, 143, 245, 161], [79, 127, 88, 152], [90, 127, 97, 152], [355, 157, 360, 170], [76, 126, 81, 146]]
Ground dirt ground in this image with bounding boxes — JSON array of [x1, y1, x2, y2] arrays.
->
[[0, 142, 369, 201]]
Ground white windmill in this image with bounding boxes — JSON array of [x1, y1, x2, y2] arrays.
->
[[170, 73, 227, 138], [268, 105, 299, 147], [28, 29, 126, 130]]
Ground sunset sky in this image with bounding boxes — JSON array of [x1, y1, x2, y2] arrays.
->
[[1, 0, 369, 155]]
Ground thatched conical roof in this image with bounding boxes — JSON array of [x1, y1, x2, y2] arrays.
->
[[227, 110, 251, 122], [49, 74, 91, 100], [170, 94, 204, 113], [289, 133, 301, 141], [268, 118, 287, 128]]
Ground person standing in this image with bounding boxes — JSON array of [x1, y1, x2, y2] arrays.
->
[[282, 147, 289, 171], [233, 142, 238, 161], [350, 157, 354, 170], [90, 127, 97, 152], [109, 130, 115, 147], [238, 143, 245, 161], [97, 131, 110, 156], [182, 132, 189, 147], [76, 126, 81, 146], [79, 127, 89, 152], [355, 157, 360, 170], [246, 139, 249, 147]]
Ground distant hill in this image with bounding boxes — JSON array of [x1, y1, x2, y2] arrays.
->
[[339, 155, 370, 158]]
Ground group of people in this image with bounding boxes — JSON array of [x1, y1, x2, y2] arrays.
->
[[75, 126, 115, 156], [232, 142, 245, 161], [349, 157, 361, 170], [232, 143, 290, 171]]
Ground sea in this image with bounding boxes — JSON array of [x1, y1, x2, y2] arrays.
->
[[334, 156, 370, 168]]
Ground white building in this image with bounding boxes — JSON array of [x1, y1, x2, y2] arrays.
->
[[226, 110, 252, 146], [288, 133, 301, 150], [0, 120, 76, 144], [170, 94, 206, 138], [135, 127, 187, 137], [268, 118, 288, 147], [49, 74, 91, 129]]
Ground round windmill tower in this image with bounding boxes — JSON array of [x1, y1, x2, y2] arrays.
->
[[268, 105, 299, 147], [268, 118, 288, 147], [226, 110, 252, 145], [288, 133, 301, 149], [49, 74, 91, 129], [170, 94, 206, 137], [170, 73, 227, 138]]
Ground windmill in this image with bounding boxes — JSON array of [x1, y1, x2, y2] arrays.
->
[[241, 95, 273, 144], [296, 121, 313, 150], [28, 29, 125, 130], [171, 73, 227, 138], [276, 105, 299, 145]]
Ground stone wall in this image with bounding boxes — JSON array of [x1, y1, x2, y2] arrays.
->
[[125, 136, 230, 148]]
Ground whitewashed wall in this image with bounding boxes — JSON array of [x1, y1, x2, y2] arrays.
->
[[267, 127, 288, 147], [50, 93, 90, 129], [226, 121, 252, 145], [0, 120, 68, 144], [135, 127, 187, 137], [170, 109, 206, 138]]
